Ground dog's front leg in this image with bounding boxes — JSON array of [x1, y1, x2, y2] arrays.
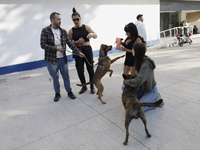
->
[[107, 69, 113, 77], [110, 55, 125, 64]]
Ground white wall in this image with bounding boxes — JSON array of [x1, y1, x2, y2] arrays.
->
[[181, 11, 187, 21], [0, 0, 159, 67]]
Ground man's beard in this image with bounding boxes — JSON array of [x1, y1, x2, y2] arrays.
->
[[54, 21, 60, 28]]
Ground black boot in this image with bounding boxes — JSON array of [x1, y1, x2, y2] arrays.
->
[[90, 84, 96, 94], [68, 91, 76, 99], [122, 74, 127, 80], [54, 93, 61, 102], [79, 86, 87, 94]]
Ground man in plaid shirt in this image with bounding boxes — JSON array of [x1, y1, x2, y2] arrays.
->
[[40, 12, 84, 102]]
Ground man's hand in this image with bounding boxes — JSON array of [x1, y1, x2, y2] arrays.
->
[[57, 46, 64, 52], [79, 52, 85, 58]]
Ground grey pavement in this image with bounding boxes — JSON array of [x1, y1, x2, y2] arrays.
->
[[0, 37, 200, 150]]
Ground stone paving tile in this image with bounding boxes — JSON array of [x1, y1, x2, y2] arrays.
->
[[0, 37, 200, 150]]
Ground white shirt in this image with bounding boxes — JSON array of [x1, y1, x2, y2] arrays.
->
[[135, 20, 147, 42], [51, 27, 64, 58]]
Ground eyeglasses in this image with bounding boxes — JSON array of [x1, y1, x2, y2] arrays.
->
[[73, 18, 80, 22]]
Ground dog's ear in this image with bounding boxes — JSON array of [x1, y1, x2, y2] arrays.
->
[[122, 74, 127, 79], [103, 45, 108, 49], [132, 74, 136, 79]]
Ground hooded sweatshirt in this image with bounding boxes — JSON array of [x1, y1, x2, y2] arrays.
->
[[123, 58, 156, 92], [135, 20, 147, 42]]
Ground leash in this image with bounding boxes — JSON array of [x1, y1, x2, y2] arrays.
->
[[64, 48, 98, 67]]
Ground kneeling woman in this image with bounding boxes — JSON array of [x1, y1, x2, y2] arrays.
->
[[123, 43, 164, 111]]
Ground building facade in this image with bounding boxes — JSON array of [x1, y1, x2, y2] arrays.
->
[[0, 0, 160, 75], [160, 0, 200, 32]]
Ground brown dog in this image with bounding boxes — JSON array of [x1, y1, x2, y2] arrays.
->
[[122, 75, 163, 145], [77, 44, 124, 104]]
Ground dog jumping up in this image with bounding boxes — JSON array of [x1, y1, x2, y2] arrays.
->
[[77, 44, 124, 104], [122, 75, 163, 145]]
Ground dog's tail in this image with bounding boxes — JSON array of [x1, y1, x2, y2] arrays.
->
[[76, 81, 92, 86], [133, 99, 163, 108]]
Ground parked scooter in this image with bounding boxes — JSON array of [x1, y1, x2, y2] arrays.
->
[[176, 33, 192, 47]]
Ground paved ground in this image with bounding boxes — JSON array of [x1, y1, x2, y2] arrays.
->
[[0, 37, 200, 150]]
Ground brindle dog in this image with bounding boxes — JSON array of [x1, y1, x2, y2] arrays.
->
[[77, 44, 125, 104], [122, 75, 163, 145]]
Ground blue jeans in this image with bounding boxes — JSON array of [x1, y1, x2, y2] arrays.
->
[[47, 57, 72, 94], [121, 85, 158, 112]]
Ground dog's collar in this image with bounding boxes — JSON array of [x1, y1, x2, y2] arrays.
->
[[99, 56, 108, 60]]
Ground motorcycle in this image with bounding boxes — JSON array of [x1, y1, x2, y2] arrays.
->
[[175, 33, 192, 47]]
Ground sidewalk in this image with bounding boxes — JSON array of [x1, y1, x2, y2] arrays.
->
[[0, 38, 200, 150]]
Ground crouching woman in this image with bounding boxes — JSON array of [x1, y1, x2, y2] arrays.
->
[[122, 42, 164, 111]]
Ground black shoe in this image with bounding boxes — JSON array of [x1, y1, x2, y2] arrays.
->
[[90, 84, 96, 94], [79, 86, 87, 94], [54, 93, 61, 102], [68, 91, 76, 99]]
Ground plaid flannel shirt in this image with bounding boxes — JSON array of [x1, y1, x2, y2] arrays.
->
[[40, 25, 80, 64]]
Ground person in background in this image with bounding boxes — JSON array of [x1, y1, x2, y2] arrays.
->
[[68, 8, 97, 94], [135, 14, 147, 45], [179, 22, 183, 34], [183, 20, 188, 34], [179, 22, 183, 27], [120, 22, 145, 77], [193, 25, 198, 34], [123, 42, 164, 111], [40, 12, 84, 102]]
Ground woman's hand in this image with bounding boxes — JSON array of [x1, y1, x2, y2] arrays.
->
[[86, 33, 93, 39], [120, 46, 126, 51], [78, 37, 85, 44], [123, 79, 129, 85], [86, 33, 97, 39]]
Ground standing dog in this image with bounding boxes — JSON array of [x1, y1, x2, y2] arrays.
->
[[122, 75, 163, 145], [77, 44, 124, 104]]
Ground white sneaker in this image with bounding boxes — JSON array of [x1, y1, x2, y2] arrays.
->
[[155, 93, 164, 107]]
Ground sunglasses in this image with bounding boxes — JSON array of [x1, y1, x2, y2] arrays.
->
[[73, 18, 80, 22]]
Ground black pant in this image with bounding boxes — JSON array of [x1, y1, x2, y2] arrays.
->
[[75, 45, 94, 84]]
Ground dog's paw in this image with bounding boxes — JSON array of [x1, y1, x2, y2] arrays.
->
[[147, 134, 151, 138], [123, 141, 128, 145], [102, 101, 106, 104], [120, 55, 125, 58]]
